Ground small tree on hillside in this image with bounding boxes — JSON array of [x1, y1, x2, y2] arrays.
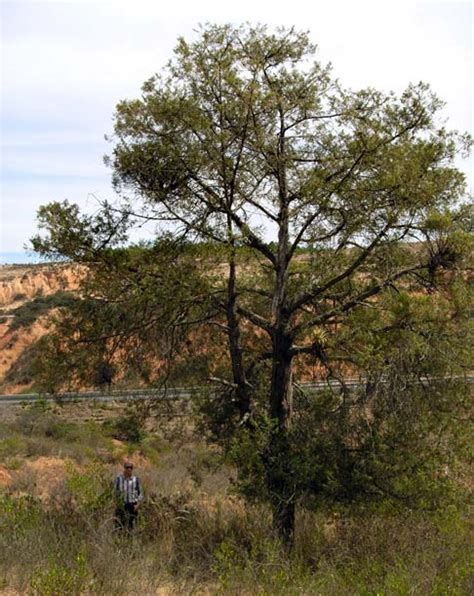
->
[[32, 24, 472, 545]]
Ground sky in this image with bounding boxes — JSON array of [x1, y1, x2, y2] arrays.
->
[[1, 0, 473, 260]]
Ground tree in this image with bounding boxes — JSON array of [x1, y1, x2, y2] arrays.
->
[[32, 24, 472, 545]]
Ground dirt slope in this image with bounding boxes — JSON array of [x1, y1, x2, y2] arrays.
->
[[0, 264, 81, 393]]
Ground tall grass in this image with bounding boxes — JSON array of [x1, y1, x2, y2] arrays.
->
[[1, 471, 472, 594], [0, 408, 472, 594]]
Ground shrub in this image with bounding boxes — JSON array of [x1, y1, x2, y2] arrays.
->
[[104, 410, 146, 444], [63, 463, 112, 513], [0, 435, 27, 459], [29, 551, 88, 596], [10, 291, 77, 330]]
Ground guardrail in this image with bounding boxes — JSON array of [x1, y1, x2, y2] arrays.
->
[[0, 375, 472, 406], [0, 387, 198, 405]]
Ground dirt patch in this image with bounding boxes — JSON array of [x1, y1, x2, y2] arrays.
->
[[0, 465, 13, 486], [0, 320, 49, 393], [0, 263, 81, 307], [21, 456, 73, 498]]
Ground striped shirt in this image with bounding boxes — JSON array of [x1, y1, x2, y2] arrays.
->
[[114, 474, 143, 504]]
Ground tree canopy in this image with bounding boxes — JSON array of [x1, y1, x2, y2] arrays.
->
[[32, 24, 472, 545]]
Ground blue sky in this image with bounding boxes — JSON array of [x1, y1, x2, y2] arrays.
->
[[1, 0, 472, 257]]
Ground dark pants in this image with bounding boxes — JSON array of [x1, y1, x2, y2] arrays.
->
[[115, 502, 138, 531]]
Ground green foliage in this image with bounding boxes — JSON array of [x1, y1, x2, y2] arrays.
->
[[30, 239, 213, 393], [29, 23, 473, 542], [230, 384, 471, 512], [31, 200, 130, 262], [30, 551, 88, 596], [104, 409, 146, 444], [0, 435, 28, 459], [15, 398, 54, 435], [0, 494, 42, 537], [64, 464, 112, 512], [186, 445, 223, 488], [10, 291, 76, 330]]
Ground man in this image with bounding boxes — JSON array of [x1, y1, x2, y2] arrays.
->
[[114, 461, 144, 531]]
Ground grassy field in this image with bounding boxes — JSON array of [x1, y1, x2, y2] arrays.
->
[[0, 400, 472, 595]]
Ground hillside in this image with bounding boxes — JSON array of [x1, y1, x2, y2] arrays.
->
[[0, 263, 81, 393], [0, 249, 470, 394]]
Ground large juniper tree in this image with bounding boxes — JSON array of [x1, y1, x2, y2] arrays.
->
[[33, 24, 472, 544]]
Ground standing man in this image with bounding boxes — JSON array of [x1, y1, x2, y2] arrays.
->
[[114, 461, 144, 531]]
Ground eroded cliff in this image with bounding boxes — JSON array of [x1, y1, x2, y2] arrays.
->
[[0, 264, 81, 393]]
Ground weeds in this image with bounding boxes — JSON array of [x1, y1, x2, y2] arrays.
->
[[0, 411, 472, 594], [0, 404, 119, 464], [1, 478, 472, 594]]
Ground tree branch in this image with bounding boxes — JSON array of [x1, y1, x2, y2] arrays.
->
[[292, 264, 425, 335], [289, 223, 392, 313], [236, 305, 273, 335]]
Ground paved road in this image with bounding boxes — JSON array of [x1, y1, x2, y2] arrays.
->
[[0, 375, 472, 406]]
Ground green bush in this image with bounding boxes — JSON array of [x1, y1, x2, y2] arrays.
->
[[10, 291, 77, 330], [63, 463, 112, 513], [104, 411, 146, 444], [0, 435, 27, 459], [30, 551, 88, 596]]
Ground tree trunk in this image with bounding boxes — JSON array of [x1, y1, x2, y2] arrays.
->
[[269, 112, 296, 545], [272, 497, 295, 548], [268, 329, 296, 546], [269, 331, 293, 425], [226, 246, 250, 418]]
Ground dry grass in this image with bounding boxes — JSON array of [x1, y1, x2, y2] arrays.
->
[[0, 407, 472, 595]]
